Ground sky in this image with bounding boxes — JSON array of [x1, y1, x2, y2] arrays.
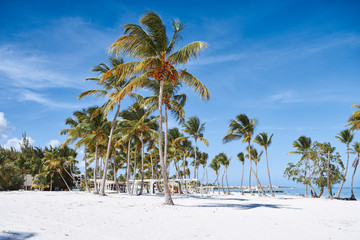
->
[[0, 0, 359, 188]]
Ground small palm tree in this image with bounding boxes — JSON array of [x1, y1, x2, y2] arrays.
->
[[217, 152, 231, 194], [182, 116, 209, 180], [209, 157, 221, 195], [254, 132, 275, 196], [335, 129, 354, 198], [223, 114, 264, 195], [288, 136, 312, 196], [237, 152, 245, 195]]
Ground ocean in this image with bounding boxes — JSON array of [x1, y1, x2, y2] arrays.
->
[[228, 186, 360, 198]]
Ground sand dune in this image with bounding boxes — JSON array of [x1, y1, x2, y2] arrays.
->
[[1, 191, 359, 240]]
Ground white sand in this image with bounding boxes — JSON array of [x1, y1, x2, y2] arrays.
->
[[1, 191, 359, 240]]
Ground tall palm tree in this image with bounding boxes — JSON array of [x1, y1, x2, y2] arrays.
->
[[237, 152, 245, 195], [350, 142, 360, 200], [106, 11, 209, 205], [254, 132, 275, 196], [79, 58, 131, 196], [182, 116, 209, 180], [335, 129, 354, 198], [223, 114, 264, 195], [288, 136, 312, 196]]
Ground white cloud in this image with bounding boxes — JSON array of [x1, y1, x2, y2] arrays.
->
[[0, 45, 75, 90], [47, 139, 60, 148], [0, 112, 10, 140], [19, 89, 81, 109], [3, 137, 35, 151], [270, 90, 294, 102]]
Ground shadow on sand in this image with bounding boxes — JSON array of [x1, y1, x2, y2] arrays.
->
[[0, 231, 37, 240], [191, 202, 300, 210]]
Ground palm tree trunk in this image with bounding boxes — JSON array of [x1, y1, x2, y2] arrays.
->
[[336, 145, 350, 198], [100, 102, 121, 196], [241, 162, 244, 195], [248, 143, 253, 195], [132, 147, 137, 194], [327, 151, 333, 199], [350, 156, 358, 200], [150, 149, 154, 179], [304, 157, 309, 197], [59, 171, 71, 191], [139, 133, 145, 195], [254, 162, 261, 196], [193, 140, 197, 179], [225, 166, 230, 195], [94, 138, 99, 194], [126, 139, 131, 194], [250, 168, 266, 196], [50, 174, 53, 191], [83, 145, 90, 192], [158, 80, 173, 205], [221, 167, 225, 194], [265, 149, 274, 197]]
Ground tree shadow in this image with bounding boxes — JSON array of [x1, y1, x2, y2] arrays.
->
[[0, 231, 37, 240], [190, 202, 300, 210]]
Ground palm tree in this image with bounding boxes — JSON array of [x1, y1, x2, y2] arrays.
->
[[350, 142, 360, 200], [237, 152, 245, 195], [246, 146, 264, 195], [79, 58, 131, 196], [288, 136, 312, 196], [198, 152, 209, 185], [209, 157, 221, 195], [335, 129, 354, 198], [106, 11, 209, 205], [218, 152, 231, 194], [223, 114, 264, 195], [254, 132, 275, 196], [182, 116, 209, 180]]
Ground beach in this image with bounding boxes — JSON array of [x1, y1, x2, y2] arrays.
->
[[1, 191, 359, 240]]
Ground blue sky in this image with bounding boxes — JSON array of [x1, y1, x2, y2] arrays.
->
[[0, 0, 359, 187]]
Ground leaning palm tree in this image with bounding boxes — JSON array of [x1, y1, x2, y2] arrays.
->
[[79, 58, 132, 196], [350, 142, 360, 200], [288, 136, 312, 196], [335, 129, 354, 198], [237, 152, 245, 195], [182, 116, 209, 180], [254, 132, 275, 196], [106, 11, 209, 205], [223, 114, 265, 195]]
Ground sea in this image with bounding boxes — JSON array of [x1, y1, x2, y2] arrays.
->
[[229, 187, 360, 198]]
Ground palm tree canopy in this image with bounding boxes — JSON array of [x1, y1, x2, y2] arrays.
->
[[223, 114, 258, 144], [288, 136, 312, 156], [254, 132, 273, 150], [336, 129, 354, 146], [182, 116, 209, 146], [237, 152, 245, 163], [104, 11, 210, 103], [346, 104, 360, 131]]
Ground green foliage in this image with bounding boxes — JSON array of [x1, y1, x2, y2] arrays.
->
[[0, 147, 24, 190], [284, 141, 344, 194]]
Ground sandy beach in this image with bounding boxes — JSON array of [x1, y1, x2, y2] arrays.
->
[[1, 191, 359, 240]]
